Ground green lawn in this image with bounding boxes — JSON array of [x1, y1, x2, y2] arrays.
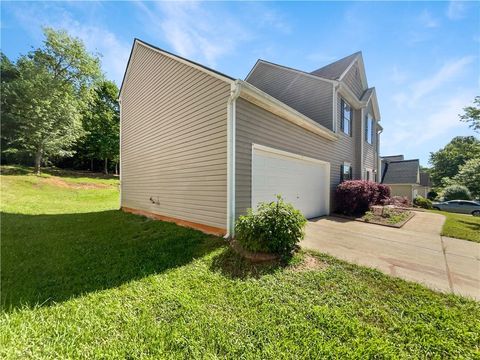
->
[[1, 166, 479, 359], [431, 209, 480, 243]]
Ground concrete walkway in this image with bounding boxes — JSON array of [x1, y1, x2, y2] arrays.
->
[[301, 211, 480, 300]]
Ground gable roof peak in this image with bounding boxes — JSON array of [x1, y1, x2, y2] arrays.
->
[[310, 51, 362, 80]]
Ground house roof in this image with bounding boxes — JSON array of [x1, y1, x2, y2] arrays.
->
[[381, 159, 420, 184], [382, 155, 405, 162], [310, 52, 362, 80]]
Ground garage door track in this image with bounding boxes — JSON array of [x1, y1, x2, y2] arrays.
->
[[301, 211, 480, 300]]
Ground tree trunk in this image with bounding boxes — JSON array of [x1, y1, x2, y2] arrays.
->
[[91, 158, 94, 172], [104, 158, 108, 175], [34, 148, 42, 175], [115, 162, 118, 175]]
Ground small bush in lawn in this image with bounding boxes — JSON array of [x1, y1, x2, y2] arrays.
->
[[443, 185, 472, 201], [427, 190, 438, 201], [413, 196, 433, 209], [335, 180, 391, 215], [235, 195, 307, 257]]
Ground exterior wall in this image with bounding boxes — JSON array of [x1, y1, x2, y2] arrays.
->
[[121, 43, 231, 229], [235, 97, 358, 216], [342, 62, 364, 98], [389, 184, 414, 201], [336, 96, 362, 179], [413, 185, 430, 198], [363, 102, 377, 178], [246, 62, 334, 130]]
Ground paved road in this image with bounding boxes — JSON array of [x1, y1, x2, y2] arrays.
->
[[301, 211, 480, 300]]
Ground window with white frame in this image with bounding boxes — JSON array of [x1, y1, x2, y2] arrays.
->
[[341, 162, 352, 182], [341, 99, 352, 136], [365, 114, 373, 144]]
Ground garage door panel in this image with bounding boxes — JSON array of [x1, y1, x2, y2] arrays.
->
[[252, 146, 330, 219]]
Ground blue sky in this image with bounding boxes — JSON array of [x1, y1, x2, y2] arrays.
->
[[2, 1, 479, 166]]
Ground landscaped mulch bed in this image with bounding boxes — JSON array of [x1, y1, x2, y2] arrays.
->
[[335, 208, 415, 228]]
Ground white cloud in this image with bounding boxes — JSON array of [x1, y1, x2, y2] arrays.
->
[[390, 65, 408, 85], [446, 0, 467, 20], [135, 1, 251, 67], [9, 3, 130, 84], [381, 90, 476, 160], [419, 10, 440, 28], [393, 56, 474, 107]]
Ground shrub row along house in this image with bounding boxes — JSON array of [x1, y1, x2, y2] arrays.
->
[[380, 155, 431, 201], [119, 39, 382, 236]]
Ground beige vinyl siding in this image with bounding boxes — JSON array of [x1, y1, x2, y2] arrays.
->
[[342, 62, 364, 98], [246, 62, 334, 130], [363, 102, 378, 177], [389, 184, 414, 201], [121, 43, 230, 229], [337, 96, 361, 178], [235, 97, 358, 216]]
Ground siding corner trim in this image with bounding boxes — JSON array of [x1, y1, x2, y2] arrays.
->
[[226, 82, 241, 238]]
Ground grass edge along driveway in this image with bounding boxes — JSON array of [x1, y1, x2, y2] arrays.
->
[[430, 209, 480, 243]]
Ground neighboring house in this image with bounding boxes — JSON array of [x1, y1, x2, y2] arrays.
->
[[381, 155, 431, 201], [119, 39, 382, 236]]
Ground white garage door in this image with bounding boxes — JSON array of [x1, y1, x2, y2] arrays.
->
[[251, 144, 330, 219]]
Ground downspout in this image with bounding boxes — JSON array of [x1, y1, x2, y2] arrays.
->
[[226, 81, 242, 239], [332, 83, 339, 132], [118, 97, 123, 209], [360, 107, 365, 179]]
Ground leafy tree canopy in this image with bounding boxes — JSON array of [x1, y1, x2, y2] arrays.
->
[[460, 96, 480, 133], [428, 136, 480, 187], [452, 158, 480, 199], [2, 28, 101, 174]]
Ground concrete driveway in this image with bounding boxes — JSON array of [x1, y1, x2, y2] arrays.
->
[[301, 211, 480, 300]]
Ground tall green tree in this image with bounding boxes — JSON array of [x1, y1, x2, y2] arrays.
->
[[79, 80, 120, 174], [452, 158, 480, 198], [460, 96, 480, 133], [428, 136, 480, 187], [3, 28, 101, 174], [1, 53, 20, 163]]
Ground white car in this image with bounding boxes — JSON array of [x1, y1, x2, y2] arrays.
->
[[432, 200, 480, 216]]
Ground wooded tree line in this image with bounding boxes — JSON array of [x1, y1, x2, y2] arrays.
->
[[1, 28, 119, 174], [427, 98, 480, 199]]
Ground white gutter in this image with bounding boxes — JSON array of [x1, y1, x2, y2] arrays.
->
[[226, 82, 241, 238], [118, 97, 123, 209]]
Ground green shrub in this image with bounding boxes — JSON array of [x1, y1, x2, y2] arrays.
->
[[235, 196, 307, 257], [443, 185, 472, 201], [427, 190, 438, 201], [413, 196, 433, 209]]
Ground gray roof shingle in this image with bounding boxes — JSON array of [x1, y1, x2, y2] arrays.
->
[[310, 52, 361, 80], [381, 159, 420, 184]]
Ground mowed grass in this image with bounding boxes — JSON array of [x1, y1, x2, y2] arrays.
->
[[1, 166, 479, 359], [431, 209, 480, 243]]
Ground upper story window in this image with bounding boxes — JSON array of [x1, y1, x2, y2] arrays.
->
[[340, 99, 352, 136], [365, 114, 373, 144]]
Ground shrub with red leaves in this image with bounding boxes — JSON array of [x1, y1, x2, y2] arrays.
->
[[335, 180, 391, 215]]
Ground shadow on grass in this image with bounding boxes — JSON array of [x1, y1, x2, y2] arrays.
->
[[1, 210, 223, 311], [1, 165, 117, 180], [209, 247, 291, 280], [458, 218, 480, 232]]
